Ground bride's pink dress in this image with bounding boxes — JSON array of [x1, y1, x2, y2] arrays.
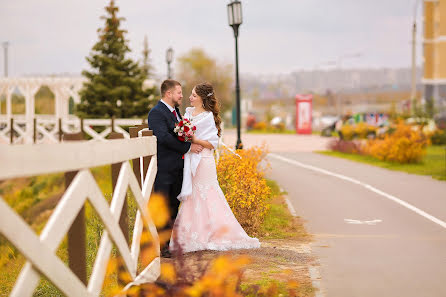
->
[[169, 147, 260, 253]]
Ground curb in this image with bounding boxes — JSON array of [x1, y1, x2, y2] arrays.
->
[[281, 187, 325, 297]]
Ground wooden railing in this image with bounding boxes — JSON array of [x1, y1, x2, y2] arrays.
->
[[0, 115, 146, 144], [0, 126, 159, 296]]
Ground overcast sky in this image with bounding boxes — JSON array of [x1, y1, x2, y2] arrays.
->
[[0, 0, 423, 77]]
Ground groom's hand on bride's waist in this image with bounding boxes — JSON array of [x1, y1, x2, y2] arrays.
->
[[191, 143, 203, 154]]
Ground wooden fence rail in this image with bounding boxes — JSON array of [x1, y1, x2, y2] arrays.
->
[[0, 126, 159, 296], [0, 116, 146, 144]]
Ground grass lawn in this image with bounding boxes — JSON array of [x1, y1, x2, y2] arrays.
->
[[318, 145, 446, 181]]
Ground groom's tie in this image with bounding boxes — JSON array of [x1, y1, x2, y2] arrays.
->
[[172, 109, 184, 159], [172, 109, 178, 121]]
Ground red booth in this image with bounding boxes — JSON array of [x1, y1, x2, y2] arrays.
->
[[295, 94, 312, 134]]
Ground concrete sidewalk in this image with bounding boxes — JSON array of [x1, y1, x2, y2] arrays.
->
[[222, 129, 332, 153]]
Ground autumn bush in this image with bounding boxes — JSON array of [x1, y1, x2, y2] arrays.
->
[[354, 122, 377, 139], [252, 122, 267, 131], [331, 123, 431, 164], [363, 123, 430, 163], [338, 124, 354, 140], [430, 129, 446, 145], [216, 146, 271, 235], [339, 123, 376, 140], [328, 139, 363, 154], [252, 121, 287, 133]]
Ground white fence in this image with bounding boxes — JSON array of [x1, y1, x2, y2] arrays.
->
[[0, 77, 84, 120], [0, 116, 145, 144], [0, 135, 159, 296]]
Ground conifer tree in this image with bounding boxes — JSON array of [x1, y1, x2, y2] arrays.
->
[[76, 0, 157, 118]]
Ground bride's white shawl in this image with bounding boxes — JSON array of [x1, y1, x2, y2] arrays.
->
[[177, 108, 219, 201]]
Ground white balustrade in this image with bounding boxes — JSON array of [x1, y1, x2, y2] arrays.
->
[[0, 135, 160, 296]]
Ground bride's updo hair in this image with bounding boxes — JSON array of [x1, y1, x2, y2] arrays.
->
[[194, 82, 222, 137]]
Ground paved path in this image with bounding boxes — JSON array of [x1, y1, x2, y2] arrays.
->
[[221, 129, 332, 152], [224, 131, 446, 297]]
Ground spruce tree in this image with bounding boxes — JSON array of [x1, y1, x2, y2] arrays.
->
[[76, 0, 157, 118]]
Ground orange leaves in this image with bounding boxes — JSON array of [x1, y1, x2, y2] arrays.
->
[[334, 123, 430, 164], [340, 122, 376, 140], [148, 193, 171, 229], [159, 263, 176, 284], [183, 255, 250, 297], [216, 146, 271, 235], [364, 123, 429, 163]]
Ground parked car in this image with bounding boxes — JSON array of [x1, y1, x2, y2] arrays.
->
[[318, 116, 340, 137]]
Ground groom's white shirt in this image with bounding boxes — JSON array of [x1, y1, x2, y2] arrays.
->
[[161, 99, 180, 122]]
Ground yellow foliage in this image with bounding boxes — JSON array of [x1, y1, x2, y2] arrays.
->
[[354, 122, 376, 139], [147, 193, 170, 228], [216, 145, 271, 234], [340, 124, 355, 140], [252, 121, 286, 133], [160, 263, 176, 284], [364, 123, 429, 163], [340, 123, 376, 140], [253, 121, 267, 131]]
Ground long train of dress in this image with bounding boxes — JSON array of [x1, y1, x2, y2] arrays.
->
[[170, 148, 260, 253]]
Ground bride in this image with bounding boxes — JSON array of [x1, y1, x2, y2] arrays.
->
[[169, 82, 260, 253]]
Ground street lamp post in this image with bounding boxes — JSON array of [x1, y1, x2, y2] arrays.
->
[[166, 47, 174, 79], [227, 0, 243, 149], [2, 41, 9, 77], [411, 0, 422, 114]]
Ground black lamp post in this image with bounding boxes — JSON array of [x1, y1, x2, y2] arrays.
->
[[2, 41, 9, 77], [227, 0, 243, 149], [166, 47, 174, 79]]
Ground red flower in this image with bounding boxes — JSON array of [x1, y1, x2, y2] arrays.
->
[[178, 136, 185, 142], [178, 121, 184, 127], [192, 126, 196, 131], [184, 126, 190, 132]]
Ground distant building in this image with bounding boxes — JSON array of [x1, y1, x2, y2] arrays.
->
[[423, 0, 446, 108]]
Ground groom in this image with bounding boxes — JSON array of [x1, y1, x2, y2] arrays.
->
[[148, 80, 203, 251]]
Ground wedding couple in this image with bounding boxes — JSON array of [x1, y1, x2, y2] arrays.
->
[[147, 79, 260, 256]]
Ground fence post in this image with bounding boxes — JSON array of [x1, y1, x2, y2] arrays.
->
[[58, 118, 63, 142], [129, 127, 142, 187], [141, 130, 153, 181], [10, 117, 13, 144], [33, 118, 37, 144], [108, 132, 129, 244], [80, 117, 84, 136], [111, 116, 115, 133], [129, 124, 150, 186], [63, 132, 87, 285]]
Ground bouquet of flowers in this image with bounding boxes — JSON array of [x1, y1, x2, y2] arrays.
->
[[174, 118, 196, 142]]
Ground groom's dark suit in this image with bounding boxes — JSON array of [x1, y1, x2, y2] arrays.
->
[[148, 100, 191, 228]]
